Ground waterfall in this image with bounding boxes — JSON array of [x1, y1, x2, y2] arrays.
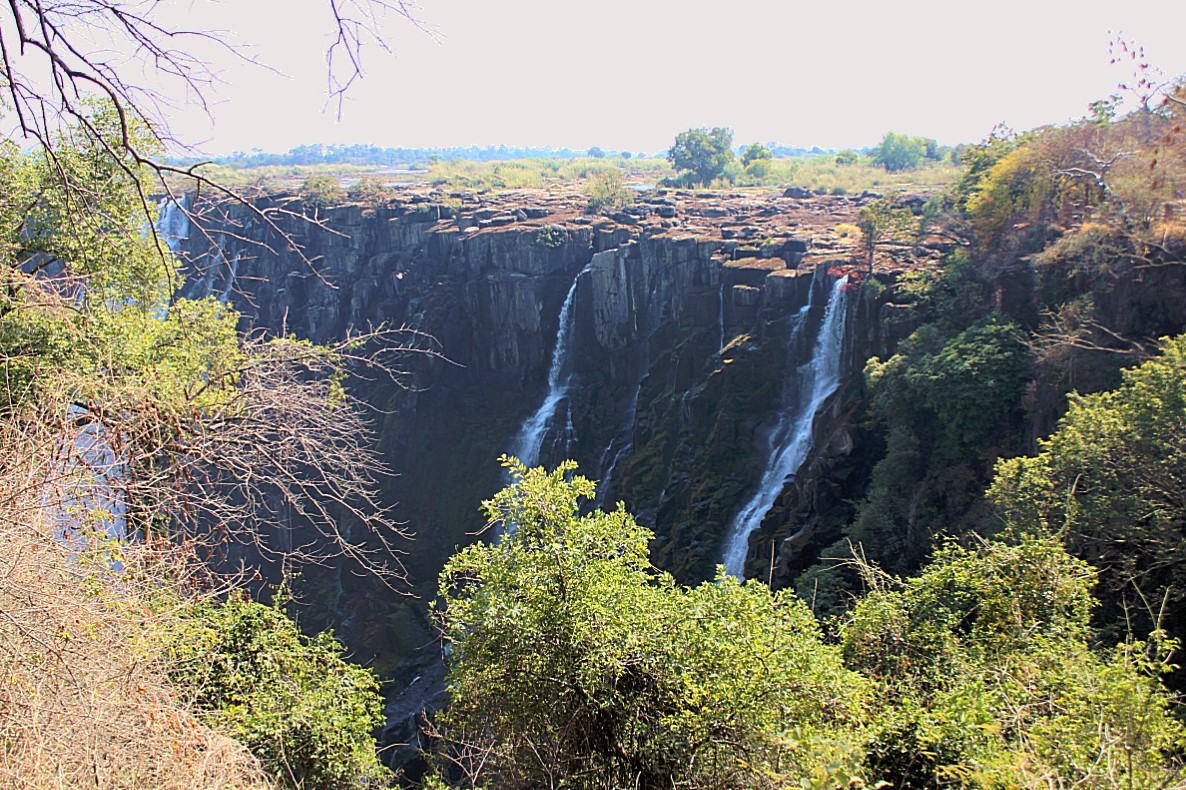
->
[[156, 195, 190, 255], [718, 281, 726, 351], [721, 274, 849, 579], [219, 252, 240, 303], [595, 381, 643, 506], [510, 266, 587, 468]]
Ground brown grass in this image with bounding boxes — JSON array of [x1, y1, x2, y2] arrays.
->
[[0, 432, 273, 790]]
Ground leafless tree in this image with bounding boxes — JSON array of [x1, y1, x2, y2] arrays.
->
[[0, 0, 445, 583], [13, 312, 442, 586], [0, 0, 427, 266]]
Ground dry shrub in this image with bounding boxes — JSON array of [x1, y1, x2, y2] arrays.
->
[[0, 446, 273, 789]]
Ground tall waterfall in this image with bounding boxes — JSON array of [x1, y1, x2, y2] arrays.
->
[[156, 195, 190, 255], [595, 381, 643, 506], [721, 274, 849, 578], [718, 282, 726, 351], [510, 266, 588, 468]]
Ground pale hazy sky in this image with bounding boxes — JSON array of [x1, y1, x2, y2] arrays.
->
[[161, 0, 1186, 156]]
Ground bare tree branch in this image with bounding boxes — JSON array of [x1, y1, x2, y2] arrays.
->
[[0, 0, 427, 278]]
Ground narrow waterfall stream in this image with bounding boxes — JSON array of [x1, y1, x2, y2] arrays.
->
[[156, 195, 190, 254], [595, 381, 643, 507], [510, 265, 588, 468], [718, 281, 726, 351], [721, 274, 849, 578]]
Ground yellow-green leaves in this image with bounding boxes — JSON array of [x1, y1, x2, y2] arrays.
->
[[989, 334, 1186, 639], [438, 459, 864, 789]]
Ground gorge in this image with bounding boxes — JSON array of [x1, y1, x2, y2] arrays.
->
[[174, 188, 903, 661], [173, 181, 1186, 762]]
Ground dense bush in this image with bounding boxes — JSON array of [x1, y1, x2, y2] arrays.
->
[[434, 460, 866, 790], [991, 334, 1186, 641], [300, 173, 347, 209], [583, 168, 633, 212], [432, 461, 1186, 788], [844, 537, 1184, 788], [166, 594, 386, 789]]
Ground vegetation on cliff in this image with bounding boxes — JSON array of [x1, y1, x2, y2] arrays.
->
[[792, 72, 1186, 620], [0, 88, 403, 790], [428, 461, 1184, 788], [425, 69, 1186, 790]]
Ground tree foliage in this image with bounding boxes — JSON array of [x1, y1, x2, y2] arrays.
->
[[166, 593, 386, 789], [844, 537, 1184, 788], [740, 142, 772, 166], [347, 174, 393, 205], [666, 127, 735, 186], [301, 174, 348, 210], [990, 334, 1186, 640], [870, 131, 927, 172], [0, 6, 423, 786], [433, 462, 1186, 789], [857, 195, 919, 270], [583, 168, 633, 213], [434, 459, 865, 790]]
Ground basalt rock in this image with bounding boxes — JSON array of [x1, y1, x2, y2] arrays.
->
[[168, 186, 1186, 764], [174, 185, 947, 764]]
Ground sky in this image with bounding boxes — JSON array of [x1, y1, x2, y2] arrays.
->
[[152, 0, 1186, 156]]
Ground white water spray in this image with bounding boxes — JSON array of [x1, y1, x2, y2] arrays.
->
[[721, 275, 849, 578], [510, 266, 588, 468], [156, 195, 190, 255]]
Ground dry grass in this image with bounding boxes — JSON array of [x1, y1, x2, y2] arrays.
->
[[0, 437, 273, 790]]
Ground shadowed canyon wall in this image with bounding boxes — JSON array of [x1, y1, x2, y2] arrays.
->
[[175, 192, 894, 667]]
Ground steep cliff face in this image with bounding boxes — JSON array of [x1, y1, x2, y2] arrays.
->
[[176, 190, 882, 665]]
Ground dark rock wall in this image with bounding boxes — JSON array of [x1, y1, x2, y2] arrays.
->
[[178, 200, 866, 650], [174, 196, 1186, 767], [185, 199, 1186, 656]]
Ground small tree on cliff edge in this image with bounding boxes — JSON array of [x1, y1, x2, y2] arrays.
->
[[667, 127, 735, 186], [858, 195, 918, 272]]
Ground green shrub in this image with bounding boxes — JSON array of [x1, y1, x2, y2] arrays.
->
[[740, 142, 772, 166], [165, 593, 386, 789], [844, 537, 1184, 788], [300, 174, 346, 209], [535, 225, 566, 249], [347, 174, 391, 205], [583, 169, 632, 213], [436, 460, 866, 789]]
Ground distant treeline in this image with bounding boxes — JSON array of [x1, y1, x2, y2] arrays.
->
[[169, 142, 845, 169]]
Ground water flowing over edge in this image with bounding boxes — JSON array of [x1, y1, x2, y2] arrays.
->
[[720, 274, 849, 579], [509, 265, 588, 469], [156, 195, 190, 255]]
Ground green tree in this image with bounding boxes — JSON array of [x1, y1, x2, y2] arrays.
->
[[910, 317, 1032, 455], [584, 168, 633, 212], [435, 459, 866, 790], [990, 334, 1186, 641], [843, 537, 1184, 788], [857, 195, 918, 270], [666, 126, 735, 186], [871, 131, 927, 172], [347, 173, 391, 205], [166, 593, 386, 789], [301, 174, 347, 210], [740, 142, 772, 166]]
